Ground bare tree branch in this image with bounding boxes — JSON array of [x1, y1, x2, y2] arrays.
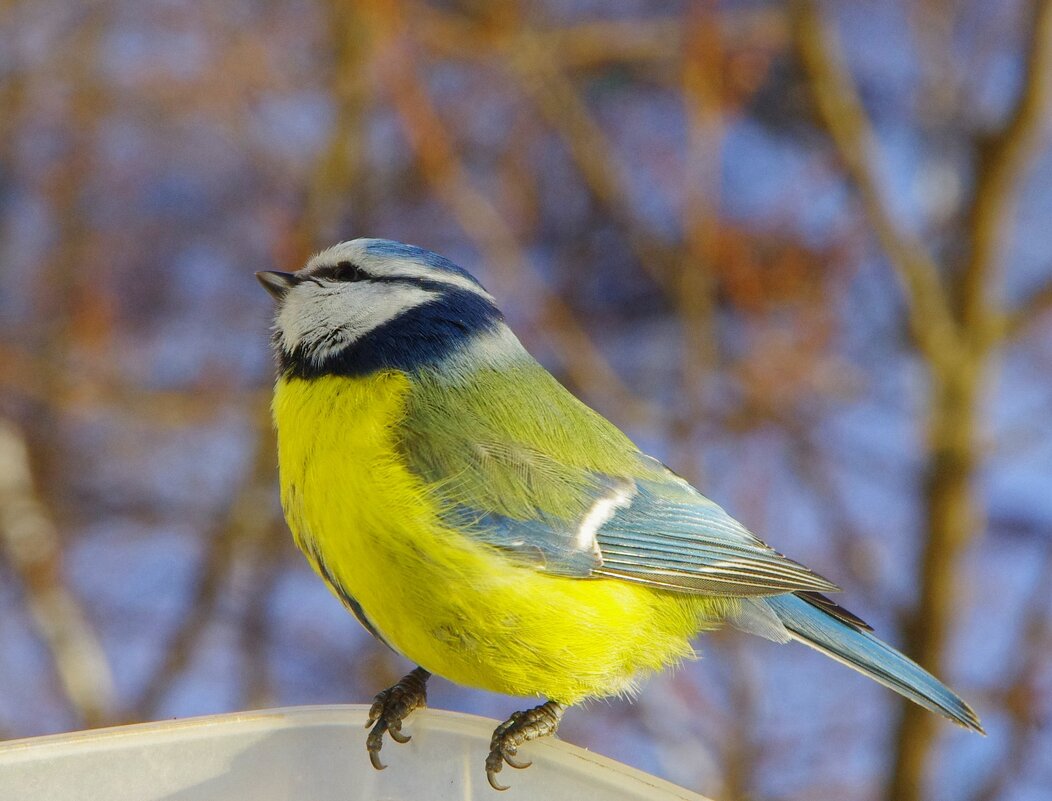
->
[[295, 2, 376, 252], [789, 5, 1015, 801], [0, 343, 267, 426], [416, 10, 686, 72], [670, 7, 725, 481], [130, 404, 277, 719], [503, 25, 680, 293], [236, 529, 287, 711], [789, 0, 959, 367], [961, 0, 1052, 342], [0, 419, 114, 727]]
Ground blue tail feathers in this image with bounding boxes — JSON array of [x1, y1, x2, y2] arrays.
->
[[766, 593, 984, 733]]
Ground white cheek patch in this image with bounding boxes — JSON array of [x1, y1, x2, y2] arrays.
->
[[276, 282, 439, 364]]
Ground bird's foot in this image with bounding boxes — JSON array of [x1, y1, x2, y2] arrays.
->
[[365, 667, 430, 770], [485, 701, 565, 791]]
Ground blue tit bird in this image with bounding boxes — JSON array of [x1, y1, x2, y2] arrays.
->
[[257, 239, 983, 790]]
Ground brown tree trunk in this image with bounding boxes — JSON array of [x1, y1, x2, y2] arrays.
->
[[887, 361, 981, 801]]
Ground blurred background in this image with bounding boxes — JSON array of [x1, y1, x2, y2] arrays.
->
[[1, 1, 1050, 799]]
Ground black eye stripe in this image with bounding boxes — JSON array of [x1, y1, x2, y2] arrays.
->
[[305, 265, 461, 293], [336, 260, 364, 281], [311, 260, 367, 282]]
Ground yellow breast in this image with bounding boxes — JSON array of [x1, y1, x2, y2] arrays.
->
[[273, 371, 728, 703]]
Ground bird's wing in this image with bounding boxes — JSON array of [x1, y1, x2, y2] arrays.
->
[[399, 361, 837, 597], [587, 462, 838, 595]]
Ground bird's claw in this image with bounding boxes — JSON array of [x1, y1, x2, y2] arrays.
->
[[364, 667, 430, 771], [504, 752, 532, 770], [485, 701, 564, 791], [388, 720, 412, 744]]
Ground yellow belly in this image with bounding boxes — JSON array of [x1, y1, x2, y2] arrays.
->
[[273, 371, 728, 703]]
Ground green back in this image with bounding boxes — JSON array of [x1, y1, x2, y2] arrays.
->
[[396, 352, 836, 596]]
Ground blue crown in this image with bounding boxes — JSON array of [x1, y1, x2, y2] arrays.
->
[[361, 239, 487, 290]]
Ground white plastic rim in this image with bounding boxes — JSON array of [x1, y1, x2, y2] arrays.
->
[[0, 705, 712, 801]]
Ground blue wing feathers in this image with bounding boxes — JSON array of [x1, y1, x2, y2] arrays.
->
[[442, 506, 600, 576], [436, 475, 840, 595], [592, 483, 840, 595], [766, 594, 983, 732]]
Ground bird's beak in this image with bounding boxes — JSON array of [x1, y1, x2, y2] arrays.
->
[[255, 271, 298, 301]]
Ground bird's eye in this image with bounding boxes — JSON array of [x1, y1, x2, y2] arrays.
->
[[331, 261, 364, 282]]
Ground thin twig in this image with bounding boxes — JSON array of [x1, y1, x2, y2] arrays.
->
[[1003, 274, 1052, 341]]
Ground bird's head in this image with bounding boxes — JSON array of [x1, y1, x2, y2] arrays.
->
[[257, 239, 510, 377]]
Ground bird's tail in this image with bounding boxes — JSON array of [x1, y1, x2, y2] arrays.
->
[[765, 593, 984, 733]]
